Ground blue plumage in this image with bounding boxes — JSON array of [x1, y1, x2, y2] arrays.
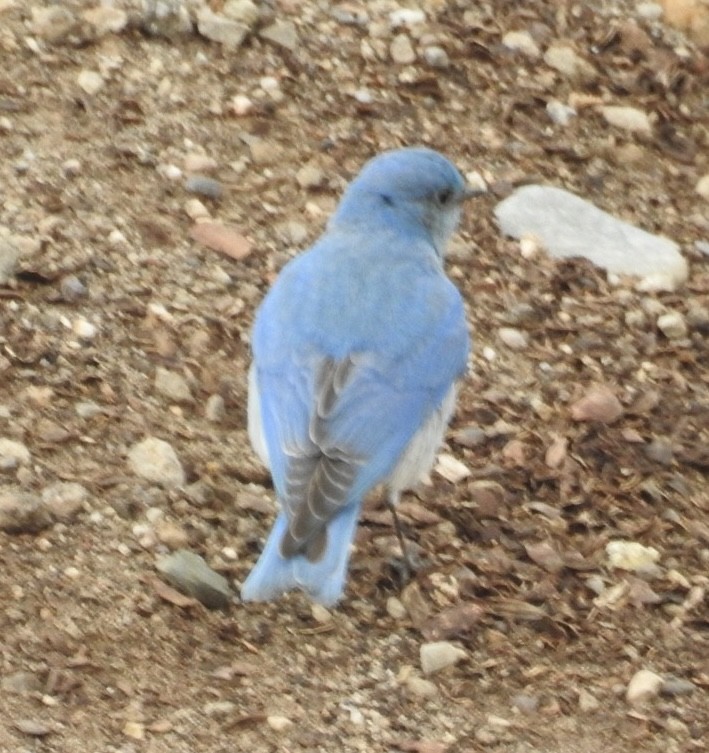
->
[[241, 148, 475, 605]]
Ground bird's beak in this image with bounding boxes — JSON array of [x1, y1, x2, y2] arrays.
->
[[462, 186, 487, 200]]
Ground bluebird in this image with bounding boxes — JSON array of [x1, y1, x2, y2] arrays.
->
[[241, 147, 480, 606]]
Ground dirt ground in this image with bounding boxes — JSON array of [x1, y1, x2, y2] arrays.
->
[[1, 1, 707, 752]]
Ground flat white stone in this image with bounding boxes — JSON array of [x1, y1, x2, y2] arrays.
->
[[495, 185, 687, 290]]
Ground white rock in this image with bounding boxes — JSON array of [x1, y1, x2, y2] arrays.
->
[[636, 3, 663, 21], [494, 185, 687, 290], [197, 10, 249, 49], [128, 437, 185, 488], [30, 6, 77, 42], [606, 540, 660, 572], [423, 46, 448, 68], [497, 327, 528, 350], [296, 164, 324, 189], [389, 9, 426, 27], [267, 716, 293, 732], [434, 453, 471, 483], [626, 669, 663, 705], [83, 7, 128, 36], [222, 0, 259, 26], [41, 481, 88, 519], [259, 21, 298, 51], [546, 99, 576, 126], [391, 33, 416, 64], [656, 311, 687, 339], [77, 70, 104, 96], [0, 438, 30, 465], [695, 174, 709, 200], [386, 596, 407, 620], [154, 368, 192, 403], [232, 94, 254, 116], [601, 106, 652, 135], [420, 641, 467, 675], [406, 675, 438, 697], [205, 394, 225, 422], [72, 318, 97, 340], [501, 30, 540, 58], [544, 45, 595, 79]]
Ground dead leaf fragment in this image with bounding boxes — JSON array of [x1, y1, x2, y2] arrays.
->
[[525, 541, 565, 573], [149, 575, 199, 608], [570, 385, 623, 424], [189, 221, 252, 260], [421, 603, 485, 641]]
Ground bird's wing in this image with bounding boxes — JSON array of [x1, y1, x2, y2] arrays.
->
[[253, 282, 468, 561]]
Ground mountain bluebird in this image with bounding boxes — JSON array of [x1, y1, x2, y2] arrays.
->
[[241, 147, 478, 606]]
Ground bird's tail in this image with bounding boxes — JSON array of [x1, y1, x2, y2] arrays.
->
[[240, 503, 361, 606]]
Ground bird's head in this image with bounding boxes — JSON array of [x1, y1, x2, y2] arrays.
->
[[331, 147, 483, 256]]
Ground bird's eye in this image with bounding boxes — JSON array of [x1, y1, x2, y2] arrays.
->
[[436, 189, 453, 205]]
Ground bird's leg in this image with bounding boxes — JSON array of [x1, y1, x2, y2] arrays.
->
[[387, 490, 414, 582]]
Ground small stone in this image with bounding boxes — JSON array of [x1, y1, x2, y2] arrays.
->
[[497, 327, 528, 350], [197, 10, 249, 49], [156, 520, 189, 550], [156, 549, 231, 609], [601, 106, 652, 136], [267, 715, 293, 732], [0, 438, 30, 466], [386, 596, 407, 620], [83, 7, 128, 36], [656, 311, 687, 339], [546, 99, 576, 126], [77, 70, 104, 96], [406, 675, 438, 698], [696, 174, 709, 200], [72, 318, 97, 340], [123, 721, 144, 740], [222, 0, 259, 26], [311, 603, 332, 624], [434, 453, 471, 483], [75, 401, 103, 419], [2, 671, 42, 695], [0, 489, 52, 533], [644, 437, 674, 465], [41, 482, 88, 519], [154, 367, 192, 403], [204, 700, 236, 717], [61, 158, 82, 177], [259, 21, 298, 51], [511, 693, 539, 713], [0, 238, 21, 284], [544, 45, 596, 80], [502, 30, 541, 58], [185, 175, 223, 200], [205, 394, 226, 423], [128, 437, 185, 488], [390, 33, 416, 64], [60, 275, 88, 301], [660, 676, 696, 697], [636, 3, 663, 21], [232, 94, 254, 116], [626, 669, 663, 705], [249, 140, 280, 165], [606, 540, 660, 573], [423, 45, 448, 68], [570, 385, 623, 424], [578, 688, 600, 712], [30, 6, 78, 42], [420, 641, 467, 675], [184, 198, 210, 220], [389, 8, 426, 27], [184, 154, 218, 173], [296, 164, 324, 189]]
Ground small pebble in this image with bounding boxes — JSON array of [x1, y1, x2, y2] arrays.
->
[[185, 175, 223, 200], [497, 327, 528, 350], [406, 675, 438, 698], [156, 549, 231, 609], [128, 437, 185, 488], [423, 46, 448, 68], [660, 676, 696, 697], [644, 437, 674, 465], [602, 106, 652, 135], [420, 641, 467, 675], [296, 164, 324, 189], [626, 669, 663, 705], [77, 69, 104, 96], [656, 311, 687, 339], [390, 34, 416, 64], [155, 367, 192, 403], [205, 394, 226, 422], [386, 596, 407, 620], [266, 715, 293, 732], [501, 30, 541, 58], [60, 275, 88, 301]]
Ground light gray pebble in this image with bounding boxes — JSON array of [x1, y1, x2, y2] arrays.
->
[[128, 437, 185, 488], [156, 549, 232, 609], [155, 367, 193, 403], [205, 394, 225, 423], [660, 676, 696, 697], [185, 175, 223, 200], [60, 275, 88, 302], [0, 489, 52, 534]]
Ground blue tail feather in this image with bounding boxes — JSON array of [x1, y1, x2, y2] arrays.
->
[[241, 503, 361, 606]]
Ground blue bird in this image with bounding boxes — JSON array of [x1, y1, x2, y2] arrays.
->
[[241, 147, 479, 606]]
